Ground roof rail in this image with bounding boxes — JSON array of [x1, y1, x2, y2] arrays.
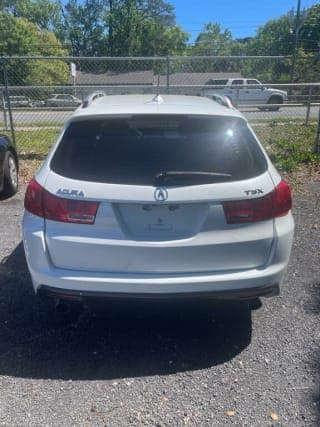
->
[[206, 93, 234, 109], [82, 91, 106, 108]]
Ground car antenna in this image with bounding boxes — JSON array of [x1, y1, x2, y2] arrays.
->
[[156, 74, 160, 95], [152, 75, 163, 104]]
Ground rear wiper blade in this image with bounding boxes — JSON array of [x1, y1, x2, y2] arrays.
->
[[154, 171, 232, 186], [155, 171, 232, 179]]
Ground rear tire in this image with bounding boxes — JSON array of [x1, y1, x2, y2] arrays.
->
[[267, 96, 283, 111], [0, 152, 18, 199]]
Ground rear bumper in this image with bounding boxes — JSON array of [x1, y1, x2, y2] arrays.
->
[[38, 283, 280, 301], [28, 261, 286, 300], [23, 213, 293, 301]]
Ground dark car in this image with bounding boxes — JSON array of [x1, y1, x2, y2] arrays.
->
[[45, 94, 82, 108], [0, 135, 19, 199], [4, 96, 33, 108]]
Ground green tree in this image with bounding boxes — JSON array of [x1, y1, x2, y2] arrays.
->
[[59, 0, 106, 56], [0, 13, 68, 85], [104, 0, 188, 57], [139, 20, 188, 56], [27, 31, 70, 85], [245, 5, 320, 81], [187, 23, 237, 72], [137, 0, 175, 26], [1, 0, 188, 58], [293, 49, 320, 82], [191, 23, 233, 56], [298, 4, 320, 54], [247, 13, 294, 56], [106, 0, 143, 56], [0, 0, 61, 30], [58, 0, 180, 57]]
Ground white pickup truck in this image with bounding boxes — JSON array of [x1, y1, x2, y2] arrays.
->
[[202, 78, 287, 111]]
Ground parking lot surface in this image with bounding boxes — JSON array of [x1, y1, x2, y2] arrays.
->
[[0, 181, 319, 426]]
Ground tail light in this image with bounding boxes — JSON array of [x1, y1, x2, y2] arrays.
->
[[24, 179, 99, 224], [223, 180, 292, 224]]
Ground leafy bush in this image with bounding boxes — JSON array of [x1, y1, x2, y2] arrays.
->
[[253, 122, 319, 171]]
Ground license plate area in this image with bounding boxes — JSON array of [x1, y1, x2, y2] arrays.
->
[[149, 223, 173, 232], [144, 205, 176, 233], [115, 202, 209, 240]]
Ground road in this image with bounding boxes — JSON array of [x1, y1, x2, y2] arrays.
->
[[0, 105, 319, 128], [0, 180, 319, 426]]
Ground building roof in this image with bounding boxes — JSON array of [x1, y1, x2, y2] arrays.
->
[[71, 71, 242, 87], [71, 94, 244, 120], [74, 70, 154, 85], [157, 72, 242, 86]]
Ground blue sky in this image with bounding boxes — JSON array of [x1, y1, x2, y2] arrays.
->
[[172, 0, 319, 42]]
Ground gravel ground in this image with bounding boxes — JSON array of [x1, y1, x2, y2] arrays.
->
[[0, 179, 319, 427]]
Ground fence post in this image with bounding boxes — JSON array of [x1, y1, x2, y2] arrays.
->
[[1, 89, 8, 131], [166, 56, 170, 94], [235, 88, 240, 108], [305, 86, 313, 125], [1, 57, 15, 145], [315, 107, 320, 155]]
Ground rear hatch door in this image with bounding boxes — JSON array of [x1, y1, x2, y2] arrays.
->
[[44, 114, 275, 274]]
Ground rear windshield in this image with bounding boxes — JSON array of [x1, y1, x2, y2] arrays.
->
[[50, 115, 267, 186]]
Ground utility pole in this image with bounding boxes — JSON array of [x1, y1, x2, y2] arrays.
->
[[290, 0, 302, 83], [109, 0, 114, 56]]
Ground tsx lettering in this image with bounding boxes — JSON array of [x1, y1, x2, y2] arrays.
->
[[244, 189, 264, 196]]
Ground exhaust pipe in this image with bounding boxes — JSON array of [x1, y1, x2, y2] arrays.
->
[[54, 298, 71, 314]]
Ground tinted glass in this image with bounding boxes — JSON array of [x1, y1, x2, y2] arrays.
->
[[51, 115, 267, 185], [231, 80, 244, 86]]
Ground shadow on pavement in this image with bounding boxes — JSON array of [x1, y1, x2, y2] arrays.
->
[[303, 281, 320, 419], [0, 242, 253, 380]]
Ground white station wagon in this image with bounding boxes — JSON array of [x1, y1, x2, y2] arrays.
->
[[23, 94, 294, 303]]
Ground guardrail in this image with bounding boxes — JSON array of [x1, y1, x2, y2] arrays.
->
[[2, 84, 320, 129]]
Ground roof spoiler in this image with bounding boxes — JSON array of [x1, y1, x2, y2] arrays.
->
[[82, 91, 106, 108]]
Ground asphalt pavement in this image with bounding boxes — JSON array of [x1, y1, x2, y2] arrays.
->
[[0, 181, 319, 426]]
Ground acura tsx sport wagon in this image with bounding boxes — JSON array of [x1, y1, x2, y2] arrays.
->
[[22, 94, 294, 301]]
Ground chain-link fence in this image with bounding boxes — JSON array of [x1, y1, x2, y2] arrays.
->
[[1, 56, 320, 160]]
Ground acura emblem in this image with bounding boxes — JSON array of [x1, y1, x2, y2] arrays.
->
[[154, 187, 168, 202]]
